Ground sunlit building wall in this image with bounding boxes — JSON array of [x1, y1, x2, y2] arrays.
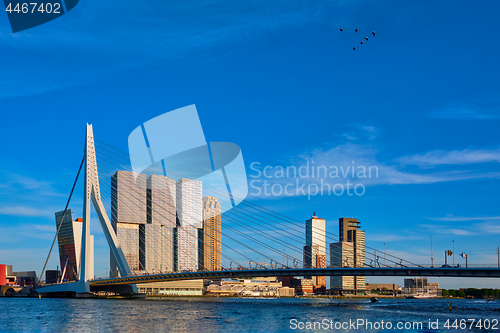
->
[[330, 218, 365, 295], [110, 171, 147, 277], [199, 196, 221, 271], [145, 175, 176, 273], [175, 178, 202, 271], [303, 214, 326, 287]]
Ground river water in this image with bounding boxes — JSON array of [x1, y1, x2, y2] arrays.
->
[[1, 297, 498, 332]]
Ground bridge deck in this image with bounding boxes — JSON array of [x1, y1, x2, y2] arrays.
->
[[89, 267, 500, 286]]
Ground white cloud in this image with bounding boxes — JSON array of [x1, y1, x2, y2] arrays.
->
[[0, 170, 63, 197], [476, 222, 500, 234], [247, 139, 500, 199], [34, 224, 56, 232], [0, 206, 56, 217], [0, 223, 56, 243], [428, 108, 500, 120], [426, 214, 500, 222], [396, 148, 500, 168], [419, 220, 500, 236]]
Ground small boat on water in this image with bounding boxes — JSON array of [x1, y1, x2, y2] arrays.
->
[[370, 297, 379, 302], [406, 294, 434, 299], [486, 299, 495, 302]]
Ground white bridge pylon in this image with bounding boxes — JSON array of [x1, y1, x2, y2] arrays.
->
[[37, 124, 136, 296], [82, 124, 132, 282]]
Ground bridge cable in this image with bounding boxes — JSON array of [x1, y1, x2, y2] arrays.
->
[[40, 154, 85, 283]]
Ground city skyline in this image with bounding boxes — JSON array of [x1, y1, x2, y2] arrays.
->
[[1, 1, 500, 289]]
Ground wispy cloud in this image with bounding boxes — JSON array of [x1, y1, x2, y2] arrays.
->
[[425, 214, 500, 222], [248, 125, 500, 199], [0, 170, 63, 196], [0, 0, 345, 98], [338, 124, 378, 142], [419, 219, 500, 236], [0, 206, 56, 217], [0, 170, 67, 220], [0, 223, 56, 243], [396, 148, 500, 168], [428, 108, 500, 120]]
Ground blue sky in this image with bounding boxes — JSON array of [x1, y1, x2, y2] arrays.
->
[[1, 0, 500, 288]]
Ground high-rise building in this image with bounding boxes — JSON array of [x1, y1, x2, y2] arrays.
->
[[55, 209, 80, 282], [198, 196, 222, 271], [330, 217, 365, 295], [144, 174, 176, 273], [303, 213, 326, 288], [175, 178, 202, 271], [55, 210, 94, 281], [110, 171, 147, 277]]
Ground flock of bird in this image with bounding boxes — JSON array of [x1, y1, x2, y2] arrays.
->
[[340, 28, 376, 50]]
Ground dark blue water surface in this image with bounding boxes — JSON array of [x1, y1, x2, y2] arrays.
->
[[1, 297, 499, 332]]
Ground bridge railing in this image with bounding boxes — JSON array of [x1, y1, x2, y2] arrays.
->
[[89, 263, 500, 281]]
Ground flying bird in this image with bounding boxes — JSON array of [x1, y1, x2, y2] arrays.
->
[[372, 31, 376, 36], [365, 37, 369, 41], [355, 29, 359, 32], [340, 28, 344, 31], [353, 47, 357, 50], [360, 41, 364, 44]]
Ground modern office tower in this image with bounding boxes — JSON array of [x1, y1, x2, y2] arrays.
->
[[55, 210, 94, 281], [339, 217, 361, 242], [303, 213, 326, 287], [198, 196, 222, 271], [55, 209, 82, 282], [330, 217, 365, 295], [144, 174, 176, 273], [110, 171, 147, 277], [175, 178, 202, 271], [330, 242, 354, 291]]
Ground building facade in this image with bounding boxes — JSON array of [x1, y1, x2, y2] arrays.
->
[[110, 171, 147, 276], [303, 213, 326, 289], [144, 174, 176, 273], [137, 280, 204, 296], [330, 217, 365, 295], [111, 171, 204, 276], [175, 178, 202, 271], [54, 209, 92, 282], [199, 196, 222, 271]]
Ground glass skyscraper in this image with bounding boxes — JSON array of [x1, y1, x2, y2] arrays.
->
[[55, 209, 81, 282], [55, 209, 93, 281]]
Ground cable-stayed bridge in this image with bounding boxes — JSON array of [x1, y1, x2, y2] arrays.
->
[[90, 267, 500, 287], [35, 124, 500, 297]]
